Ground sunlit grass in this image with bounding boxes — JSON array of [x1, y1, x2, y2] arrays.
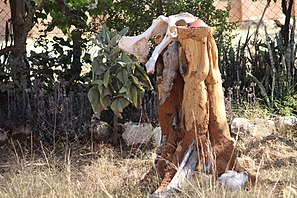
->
[[0, 116, 297, 198]]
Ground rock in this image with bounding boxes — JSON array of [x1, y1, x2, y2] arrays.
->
[[231, 117, 276, 138], [122, 122, 154, 146], [90, 120, 111, 142], [218, 170, 248, 191], [275, 116, 297, 127], [231, 118, 255, 137], [253, 118, 275, 137], [152, 127, 162, 147]]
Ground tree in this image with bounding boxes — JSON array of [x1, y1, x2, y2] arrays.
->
[[87, 25, 153, 144], [38, 0, 112, 85], [105, 0, 234, 37], [0, 0, 38, 87], [0, 0, 113, 139]]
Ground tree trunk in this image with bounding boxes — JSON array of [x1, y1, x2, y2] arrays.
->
[[7, 0, 35, 88], [156, 0, 163, 16], [56, 0, 86, 87], [150, 27, 248, 194], [281, 0, 294, 46]]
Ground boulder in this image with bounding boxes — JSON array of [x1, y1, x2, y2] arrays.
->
[[253, 118, 276, 137], [275, 116, 297, 127], [122, 122, 154, 146], [90, 120, 111, 142], [231, 117, 276, 138], [218, 170, 249, 191], [231, 117, 255, 137]]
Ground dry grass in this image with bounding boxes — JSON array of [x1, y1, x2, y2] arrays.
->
[[1, 127, 297, 198], [0, 141, 160, 198]]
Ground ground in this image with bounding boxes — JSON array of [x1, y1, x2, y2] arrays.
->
[[0, 126, 297, 198]]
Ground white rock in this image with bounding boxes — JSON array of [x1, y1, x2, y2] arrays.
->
[[231, 117, 255, 135], [253, 118, 275, 137], [231, 117, 276, 138], [218, 170, 248, 191], [276, 116, 297, 126], [122, 122, 154, 145], [152, 127, 162, 147]]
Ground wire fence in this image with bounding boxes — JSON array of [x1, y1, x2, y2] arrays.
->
[[0, 0, 296, 134], [0, 1, 10, 47], [214, 0, 293, 22], [1, 0, 296, 45]]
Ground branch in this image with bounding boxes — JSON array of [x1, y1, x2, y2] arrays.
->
[[282, 0, 288, 14], [282, 0, 294, 46], [0, 0, 39, 56], [264, 25, 276, 103], [253, 0, 270, 45], [247, 72, 270, 106], [0, 46, 14, 56], [56, 0, 87, 29], [56, 0, 74, 18]]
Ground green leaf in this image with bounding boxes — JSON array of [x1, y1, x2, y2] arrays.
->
[[92, 57, 108, 77], [100, 24, 107, 43], [119, 27, 129, 36], [92, 79, 104, 86], [110, 30, 118, 39], [117, 68, 129, 85], [100, 95, 110, 109], [117, 61, 127, 66], [110, 35, 120, 46], [122, 53, 133, 64], [102, 86, 112, 97], [98, 84, 104, 95], [135, 64, 153, 90], [103, 69, 110, 87], [111, 46, 121, 56], [110, 97, 130, 118], [88, 85, 104, 117], [119, 86, 128, 94], [130, 85, 139, 107], [92, 59, 100, 76], [130, 75, 144, 91], [137, 74, 153, 90]]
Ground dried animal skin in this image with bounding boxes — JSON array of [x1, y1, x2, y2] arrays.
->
[[159, 41, 180, 105]]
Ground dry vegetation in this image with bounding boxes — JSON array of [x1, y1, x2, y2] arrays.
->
[[0, 120, 297, 198]]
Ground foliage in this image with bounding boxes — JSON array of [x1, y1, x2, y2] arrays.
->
[[37, 0, 112, 34], [87, 25, 153, 118], [274, 88, 297, 116], [27, 0, 120, 88], [220, 20, 297, 115], [28, 35, 92, 85], [105, 0, 235, 37]]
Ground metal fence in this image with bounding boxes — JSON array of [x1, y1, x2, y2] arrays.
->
[[0, 0, 296, 134], [1, 1, 296, 43], [0, 1, 10, 47], [214, 0, 294, 22]]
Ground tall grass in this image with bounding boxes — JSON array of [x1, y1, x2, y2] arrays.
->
[[1, 125, 297, 198]]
